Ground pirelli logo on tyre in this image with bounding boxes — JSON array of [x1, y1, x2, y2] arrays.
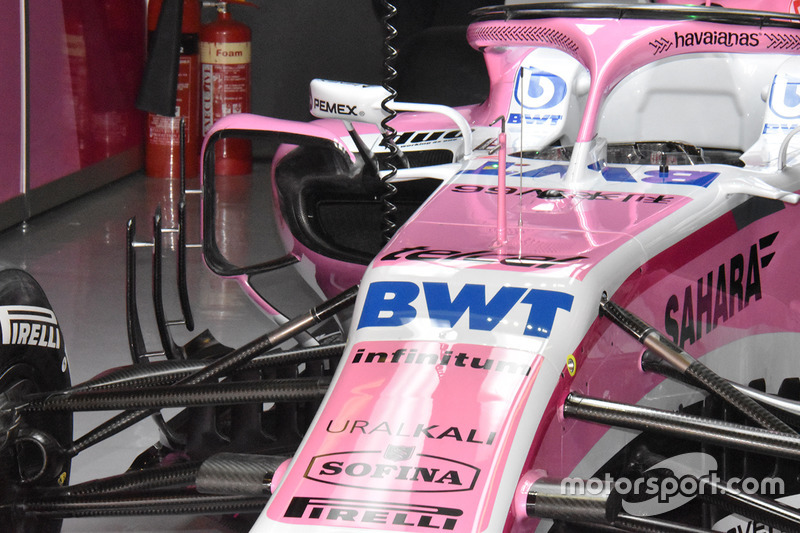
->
[[0, 305, 61, 349]]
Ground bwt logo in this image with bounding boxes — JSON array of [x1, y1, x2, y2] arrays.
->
[[769, 75, 800, 119], [356, 281, 573, 338], [515, 67, 567, 110]]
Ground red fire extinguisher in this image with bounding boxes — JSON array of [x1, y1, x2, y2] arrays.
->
[[200, 1, 254, 176], [145, 0, 201, 178]]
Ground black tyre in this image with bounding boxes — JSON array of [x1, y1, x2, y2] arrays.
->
[[0, 269, 72, 532]]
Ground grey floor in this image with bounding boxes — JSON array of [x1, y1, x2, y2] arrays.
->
[[0, 170, 303, 531]]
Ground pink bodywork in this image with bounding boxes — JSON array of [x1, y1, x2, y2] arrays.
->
[[201, 6, 800, 533]]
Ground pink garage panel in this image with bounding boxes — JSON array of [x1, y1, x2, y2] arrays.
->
[[26, 0, 145, 217], [0, 1, 23, 224]]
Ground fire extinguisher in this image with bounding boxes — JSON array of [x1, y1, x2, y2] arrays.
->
[[200, 1, 254, 176], [145, 0, 201, 178]]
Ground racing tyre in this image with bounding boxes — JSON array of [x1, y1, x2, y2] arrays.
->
[[0, 269, 72, 532]]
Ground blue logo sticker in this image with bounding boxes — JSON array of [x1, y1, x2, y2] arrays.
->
[[357, 282, 573, 338], [769, 75, 800, 119], [642, 170, 719, 188], [515, 68, 568, 110]]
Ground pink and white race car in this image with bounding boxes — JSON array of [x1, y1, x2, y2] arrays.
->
[[7, 2, 800, 532]]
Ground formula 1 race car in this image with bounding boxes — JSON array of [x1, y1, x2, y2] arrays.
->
[[7, 1, 800, 532]]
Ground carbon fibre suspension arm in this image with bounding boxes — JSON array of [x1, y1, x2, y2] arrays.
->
[[599, 295, 797, 435]]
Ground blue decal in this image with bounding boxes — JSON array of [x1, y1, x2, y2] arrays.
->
[[642, 170, 719, 187], [357, 281, 419, 328], [463, 161, 514, 175], [423, 283, 526, 331], [515, 67, 567, 110], [763, 122, 800, 134], [521, 289, 574, 338], [522, 164, 569, 179], [462, 163, 567, 179], [600, 165, 636, 183], [769, 75, 800, 119], [462, 163, 713, 187], [508, 113, 562, 125], [357, 282, 573, 337]]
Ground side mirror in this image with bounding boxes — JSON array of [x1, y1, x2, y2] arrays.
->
[[201, 114, 355, 277]]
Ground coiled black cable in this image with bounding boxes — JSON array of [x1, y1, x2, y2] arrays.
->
[[379, 0, 400, 243]]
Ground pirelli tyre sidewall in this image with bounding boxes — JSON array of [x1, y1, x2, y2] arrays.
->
[[0, 269, 72, 532]]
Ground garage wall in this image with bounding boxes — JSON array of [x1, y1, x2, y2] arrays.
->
[[219, 1, 385, 122], [218, 0, 493, 120], [25, 0, 146, 218], [0, 1, 488, 232], [0, 2, 24, 230], [0, 1, 147, 232]]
